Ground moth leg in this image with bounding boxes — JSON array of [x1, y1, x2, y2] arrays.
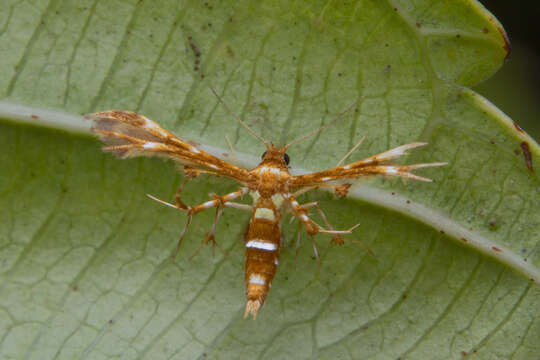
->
[[311, 235, 322, 272], [146, 169, 222, 211], [191, 201, 252, 257], [174, 212, 193, 259], [291, 221, 321, 272], [190, 206, 228, 260], [146, 187, 248, 221], [294, 222, 302, 270], [205, 199, 253, 256], [286, 195, 358, 237], [147, 187, 249, 258], [174, 176, 192, 210], [188, 187, 249, 215], [301, 201, 344, 245], [177, 187, 249, 257], [206, 206, 226, 257], [302, 202, 374, 255], [223, 202, 253, 212], [146, 194, 180, 209], [286, 195, 320, 236], [174, 167, 223, 210]]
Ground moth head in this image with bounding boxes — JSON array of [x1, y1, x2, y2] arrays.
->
[[260, 146, 290, 167]]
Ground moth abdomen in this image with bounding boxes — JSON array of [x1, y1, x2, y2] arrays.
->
[[244, 199, 281, 319]]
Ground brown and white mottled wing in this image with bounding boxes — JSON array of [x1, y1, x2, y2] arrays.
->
[[87, 110, 251, 182], [290, 142, 446, 187]]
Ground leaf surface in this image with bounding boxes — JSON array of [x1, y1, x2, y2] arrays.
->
[[0, 1, 538, 359]]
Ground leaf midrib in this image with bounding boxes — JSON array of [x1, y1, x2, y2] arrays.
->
[[1, 102, 537, 284]]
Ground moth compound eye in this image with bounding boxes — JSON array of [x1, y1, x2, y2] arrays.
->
[[261, 151, 267, 160], [283, 153, 290, 165]]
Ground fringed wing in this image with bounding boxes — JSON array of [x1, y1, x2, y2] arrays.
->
[[87, 110, 252, 183], [290, 142, 446, 187]]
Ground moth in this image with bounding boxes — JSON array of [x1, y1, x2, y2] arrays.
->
[[88, 89, 445, 319]]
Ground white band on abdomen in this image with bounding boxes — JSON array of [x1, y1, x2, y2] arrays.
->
[[246, 240, 277, 251], [249, 273, 266, 285]]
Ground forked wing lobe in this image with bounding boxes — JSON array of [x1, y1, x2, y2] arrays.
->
[[290, 142, 446, 186], [88, 110, 251, 183]]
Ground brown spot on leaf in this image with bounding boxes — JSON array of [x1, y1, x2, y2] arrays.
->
[[189, 38, 201, 57], [492, 246, 502, 252], [520, 141, 533, 171], [482, 28, 489, 34], [496, 26, 511, 59], [488, 218, 498, 230], [513, 121, 525, 134], [30, 114, 39, 119], [188, 37, 201, 72], [226, 45, 235, 58], [461, 237, 468, 243]]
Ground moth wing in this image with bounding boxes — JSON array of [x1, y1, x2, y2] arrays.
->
[[87, 110, 252, 183], [291, 143, 446, 187]]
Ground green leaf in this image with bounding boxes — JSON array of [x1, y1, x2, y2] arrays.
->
[[0, 1, 539, 359]]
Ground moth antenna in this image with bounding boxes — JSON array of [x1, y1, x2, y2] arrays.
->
[[336, 136, 365, 166], [284, 97, 363, 149], [225, 135, 238, 165], [210, 86, 270, 149]]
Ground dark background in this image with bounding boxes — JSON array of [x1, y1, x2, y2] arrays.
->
[[476, 1, 540, 140]]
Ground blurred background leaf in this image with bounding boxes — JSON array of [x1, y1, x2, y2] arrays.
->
[[475, 1, 540, 140]]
